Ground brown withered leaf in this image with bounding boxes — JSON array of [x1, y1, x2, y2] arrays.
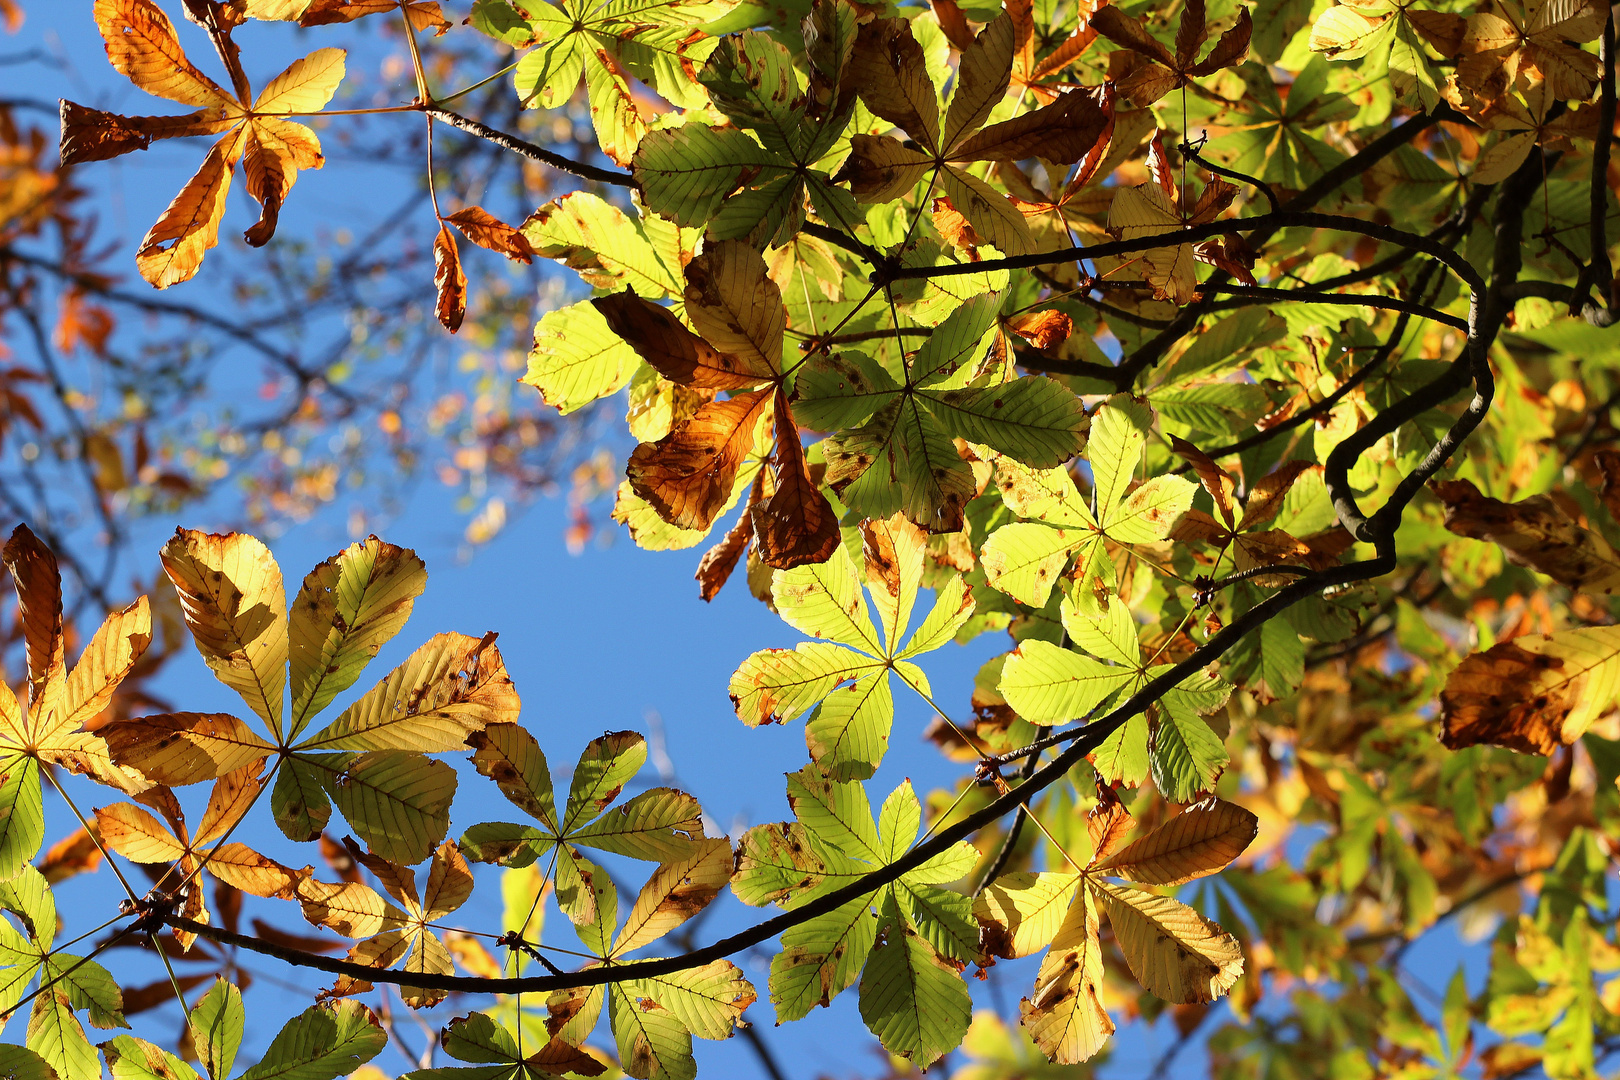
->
[[594, 292, 776, 390], [433, 223, 467, 333], [627, 388, 776, 531], [1092, 0, 1252, 105], [1433, 478, 1620, 594], [1008, 0, 1105, 100], [751, 392, 840, 570], [1440, 626, 1620, 753], [445, 206, 536, 265], [696, 475, 762, 602], [298, 0, 451, 33], [1169, 436, 1236, 529], [842, 15, 1113, 255], [1457, 0, 1605, 102]]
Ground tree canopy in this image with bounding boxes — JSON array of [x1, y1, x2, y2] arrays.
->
[[0, 0, 1618, 1076]]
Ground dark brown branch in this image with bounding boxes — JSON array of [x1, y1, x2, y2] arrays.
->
[[1180, 141, 1279, 213], [1201, 284, 1468, 331], [423, 107, 634, 187], [887, 210, 1484, 294]]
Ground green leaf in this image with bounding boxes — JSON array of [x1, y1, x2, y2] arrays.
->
[[771, 546, 881, 652], [514, 35, 582, 110], [699, 32, 801, 151], [562, 731, 647, 837], [980, 523, 1086, 609], [731, 822, 837, 907], [610, 982, 694, 1080], [823, 398, 977, 532], [911, 293, 1001, 388], [318, 751, 457, 865], [522, 191, 686, 299], [190, 978, 243, 1080], [999, 639, 1133, 725], [786, 766, 882, 864], [287, 537, 426, 737], [26, 992, 96, 1080], [793, 351, 901, 432], [0, 866, 55, 944], [271, 752, 332, 843], [524, 301, 642, 416], [40, 953, 123, 1031], [927, 377, 1089, 466], [633, 125, 777, 230], [0, 755, 43, 882], [237, 1001, 386, 1080], [729, 642, 885, 727], [570, 787, 706, 861], [857, 897, 972, 1067], [1092, 713, 1150, 788], [624, 959, 755, 1040], [769, 894, 878, 1022], [102, 1035, 197, 1080], [803, 669, 894, 781]]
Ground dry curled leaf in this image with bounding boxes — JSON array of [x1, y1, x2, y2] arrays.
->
[[434, 223, 467, 333], [1433, 478, 1620, 595]]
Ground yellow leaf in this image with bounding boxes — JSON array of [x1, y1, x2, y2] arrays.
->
[[288, 537, 428, 737], [1095, 797, 1258, 886], [252, 47, 347, 115], [203, 842, 304, 898], [422, 842, 474, 921], [94, 803, 185, 864], [1020, 883, 1113, 1064], [160, 528, 289, 738], [295, 631, 517, 752], [612, 838, 733, 956], [59, 596, 151, 734], [974, 872, 1081, 959], [1090, 879, 1243, 1003], [296, 878, 409, 938]]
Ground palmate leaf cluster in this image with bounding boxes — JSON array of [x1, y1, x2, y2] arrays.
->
[[36, 0, 1620, 1074]]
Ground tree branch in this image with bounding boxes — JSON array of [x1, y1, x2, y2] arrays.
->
[[422, 107, 634, 187]]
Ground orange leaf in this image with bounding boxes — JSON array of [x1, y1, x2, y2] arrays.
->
[[136, 130, 245, 288], [93, 0, 237, 109], [446, 206, 536, 265], [696, 481, 760, 602]]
